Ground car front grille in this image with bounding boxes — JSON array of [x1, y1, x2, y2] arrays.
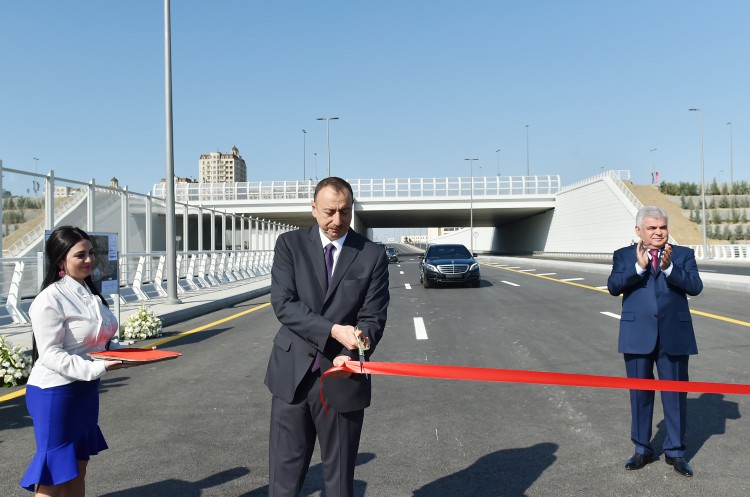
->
[[437, 264, 469, 274]]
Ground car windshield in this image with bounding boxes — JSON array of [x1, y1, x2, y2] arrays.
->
[[427, 246, 471, 259]]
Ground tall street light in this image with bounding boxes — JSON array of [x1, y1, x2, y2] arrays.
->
[[495, 149, 501, 177], [163, 0, 181, 303], [727, 122, 734, 189], [525, 124, 530, 176], [650, 148, 657, 184], [689, 108, 708, 260], [465, 158, 478, 253], [302, 129, 307, 181], [317, 116, 339, 177]]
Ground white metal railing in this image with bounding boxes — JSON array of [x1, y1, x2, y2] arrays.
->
[[0, 248, 274, 327], [687, 244, 750, 261], [151, 175, 562, 203]]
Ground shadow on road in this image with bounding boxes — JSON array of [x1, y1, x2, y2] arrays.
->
[[0, 394, 32, 433], [100, 466, 250, 497], [411, 442, 558, 497], [156, 326, 234, 348], [240, 452, 375, 497], [651, 392, 740, 461]]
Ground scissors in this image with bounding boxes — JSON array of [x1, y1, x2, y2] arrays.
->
[[355, 326, 370, 378]]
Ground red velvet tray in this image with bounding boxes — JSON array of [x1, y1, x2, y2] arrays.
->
[[88, 348, 182, 364]]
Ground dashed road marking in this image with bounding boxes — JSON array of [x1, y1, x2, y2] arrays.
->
[[501, 281, 520, 287], [414, 317, 428, 340], [537, 272, 557, 276], [405, 283, 412, 289], [601, 311, 621, 319], [519, 269, 536, 272], [560, 277, 584, 282]]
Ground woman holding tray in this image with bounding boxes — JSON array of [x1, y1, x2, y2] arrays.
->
[[20, 226, 135, 496]]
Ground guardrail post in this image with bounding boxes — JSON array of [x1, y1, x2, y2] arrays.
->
[[120, 185, 129, 283], [45, 169, 55, 231], [87, 178, 95, 231]]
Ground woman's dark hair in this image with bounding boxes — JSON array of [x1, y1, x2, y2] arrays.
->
[[33, 226, 109, 362]]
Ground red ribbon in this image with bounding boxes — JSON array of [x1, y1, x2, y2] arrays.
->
[[323, 361, 750, 395]]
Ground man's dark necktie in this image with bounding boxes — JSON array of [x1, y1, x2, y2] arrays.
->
[[650, 248, 659, 273], [312, 243, 336, 372], [324, 243, 336, 285]]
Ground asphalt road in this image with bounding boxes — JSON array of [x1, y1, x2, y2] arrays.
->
[[2, 255, 749, 496]]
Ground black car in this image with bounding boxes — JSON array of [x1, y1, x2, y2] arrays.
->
[[419, 244, 480, 288], [385, 247, 399, 263]]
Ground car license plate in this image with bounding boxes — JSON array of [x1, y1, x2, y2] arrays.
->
[[446, 274, 461, 279]]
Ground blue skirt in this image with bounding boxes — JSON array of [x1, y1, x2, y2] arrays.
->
[[20, 380, 108, 491]]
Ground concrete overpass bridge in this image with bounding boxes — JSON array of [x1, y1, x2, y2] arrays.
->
[[152, 175, 562, 240], [149, 171, 655, 255]]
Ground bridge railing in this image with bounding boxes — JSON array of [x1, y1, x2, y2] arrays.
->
[[0, 248, 274, 328], [151, 175, 562, 202]]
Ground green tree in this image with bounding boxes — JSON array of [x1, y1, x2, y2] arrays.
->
[[709, 179, 720, 195]]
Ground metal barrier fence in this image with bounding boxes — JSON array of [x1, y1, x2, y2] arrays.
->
[[1, 249, 273, 326], [151, 175, 562, 202]]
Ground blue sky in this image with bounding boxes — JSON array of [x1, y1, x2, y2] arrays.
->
[[1, 1, 748, 196]]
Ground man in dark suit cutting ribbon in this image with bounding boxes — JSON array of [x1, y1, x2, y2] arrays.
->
[[264, 177, 390, 497], [608, 206, 703, 477]]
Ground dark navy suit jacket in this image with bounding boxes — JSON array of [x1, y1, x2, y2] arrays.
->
[[264, 226, 389, 413], [607, 244, 703, 356]]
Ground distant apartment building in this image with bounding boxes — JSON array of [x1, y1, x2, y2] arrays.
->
[[199, 146, 247, 183], [53, 185, 80, 197]]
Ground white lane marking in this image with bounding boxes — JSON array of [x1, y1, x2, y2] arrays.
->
[[414, 317, 428, 340], [496, 264, 509, 267], [519, 269, 536, 272], [506, 266, 521, 269], [601, 311, 621, 319], [596, 285, 608, 289], [405, 283, 412, 289], [560, 277, 584, 282], [399, 271, 404, 274], [537, 272, 557, 276], [501, 281, 520, 287]]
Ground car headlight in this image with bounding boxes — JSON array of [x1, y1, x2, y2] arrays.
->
[[424, 263, 438, 272], [469, 263, 479, 271]]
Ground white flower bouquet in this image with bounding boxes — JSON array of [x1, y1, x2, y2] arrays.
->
[[122, 306, 163, 341], [1, 334, 32, 388]]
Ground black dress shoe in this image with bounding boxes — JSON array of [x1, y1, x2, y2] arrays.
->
[[625, 452, 655, 470], [665, 456, 693, 477]]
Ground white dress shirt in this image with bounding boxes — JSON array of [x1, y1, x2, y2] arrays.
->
[[27, 276, 118, 388]]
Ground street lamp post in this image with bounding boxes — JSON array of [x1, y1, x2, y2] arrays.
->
[[465, 158, 478, 253], [727, 122, 733, 190], [313, 152, 318, 180], [163, 0, 181, 304], [650, 148, 657, 184], [317, 117, 339, 177], [525, 124, 530, 176], [495, 149, 501, 176], [689, 108, 709, 260], [302, 129, 307, 181]]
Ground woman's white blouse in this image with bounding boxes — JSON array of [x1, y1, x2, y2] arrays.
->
[[27, 276, 119, 388]]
